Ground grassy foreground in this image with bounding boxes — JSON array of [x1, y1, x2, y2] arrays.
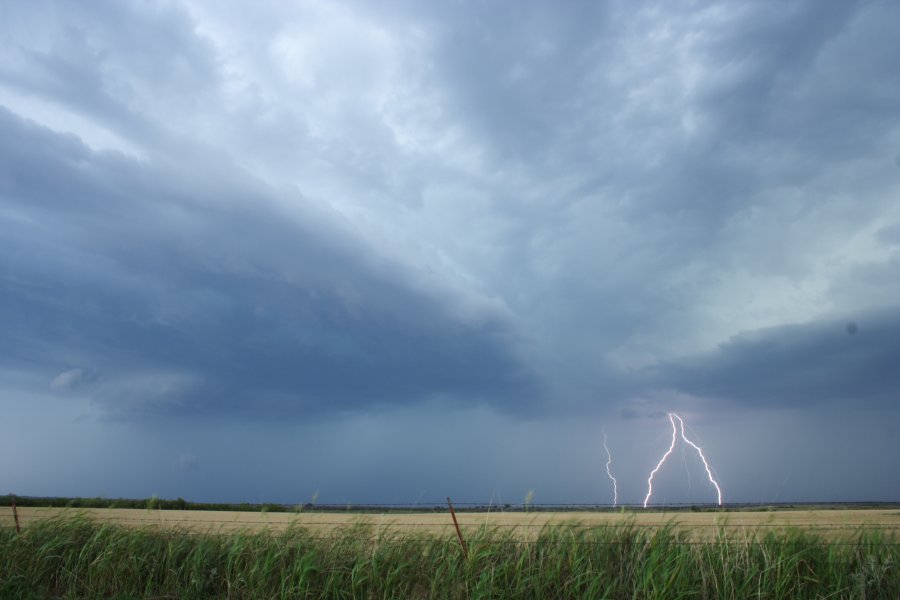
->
[[1, 516, 898, 599]]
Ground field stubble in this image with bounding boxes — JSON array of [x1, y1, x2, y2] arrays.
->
[[3, 506, 900, 539]]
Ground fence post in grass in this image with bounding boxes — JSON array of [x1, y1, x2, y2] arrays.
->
[[11, 494, 20, 533], [447, 497, 468, 560]]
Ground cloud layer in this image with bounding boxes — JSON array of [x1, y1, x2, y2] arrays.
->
[[1, 0, 899, 502], [651, 308, 900, 408], [0, 107, 534, 418]]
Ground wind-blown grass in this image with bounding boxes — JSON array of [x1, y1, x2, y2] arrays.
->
[[1, 516, 897, 599]]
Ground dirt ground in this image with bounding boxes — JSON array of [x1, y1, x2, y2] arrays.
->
[[4, 506, 899, 540]]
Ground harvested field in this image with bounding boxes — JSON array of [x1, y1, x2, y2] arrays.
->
[[4, 508, 899, 598], [4, 506, 899, 540]]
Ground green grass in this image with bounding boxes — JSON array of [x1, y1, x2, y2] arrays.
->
[[1, 517, 898, 599]]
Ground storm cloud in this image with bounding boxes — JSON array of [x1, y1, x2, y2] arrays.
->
[[650, 308, 900, 408], [0, 108, 534, 418], [1, 0, 899, 503]]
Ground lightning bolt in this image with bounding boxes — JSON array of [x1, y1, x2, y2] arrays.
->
[[643, 412, 724, 507], [643, 413, 678, 508], [601, 429, 618, 506], [673, 413, 723, 506]]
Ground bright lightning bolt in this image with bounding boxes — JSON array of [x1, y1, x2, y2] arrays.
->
[[601, 429, 618, 506], [673, 413, 723, 506], [643, 413, 678, 508]]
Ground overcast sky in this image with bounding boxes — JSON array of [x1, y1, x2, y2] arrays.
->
[[2, 0, 899, 506]]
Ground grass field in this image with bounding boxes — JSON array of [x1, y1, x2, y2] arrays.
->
[[2, 507, 899, 598]]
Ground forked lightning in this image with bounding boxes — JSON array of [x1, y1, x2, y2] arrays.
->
[[643, 413, 723, 508]]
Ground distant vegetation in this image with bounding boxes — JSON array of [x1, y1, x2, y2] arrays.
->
[[3, 494, 295, 514], [6, 494, 898, 513], [2, 516, 898, 599]]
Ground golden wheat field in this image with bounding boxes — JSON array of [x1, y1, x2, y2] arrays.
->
[[4, 506, 899, 540]]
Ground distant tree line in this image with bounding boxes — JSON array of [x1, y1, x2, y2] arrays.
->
[[2, 495, 291, 513], [5, 494, 896, 513]]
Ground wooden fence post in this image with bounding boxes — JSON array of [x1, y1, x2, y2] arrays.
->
[[447, 497, 468, 560], [11, 495, 21, 533]]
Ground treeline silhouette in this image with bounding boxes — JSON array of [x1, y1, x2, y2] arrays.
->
[[5, 494, 899, 513]]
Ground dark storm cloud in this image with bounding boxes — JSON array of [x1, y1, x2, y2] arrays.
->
[[643, 0, 900, 223], [2, 0, 900, 504], [2, 0, 898, 419], [650, 308, 900, 408], [0, 108, 534, 418], [696, 0, 900, 148], [583, 0, 900, 233]]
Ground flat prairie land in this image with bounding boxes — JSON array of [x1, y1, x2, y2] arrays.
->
[[3, 506, 899, 539]]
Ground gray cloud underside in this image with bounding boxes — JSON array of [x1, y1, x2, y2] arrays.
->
[[649, 308, 900, 408], [1, 0, 899, 421], [0, 108, 535, 418]]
